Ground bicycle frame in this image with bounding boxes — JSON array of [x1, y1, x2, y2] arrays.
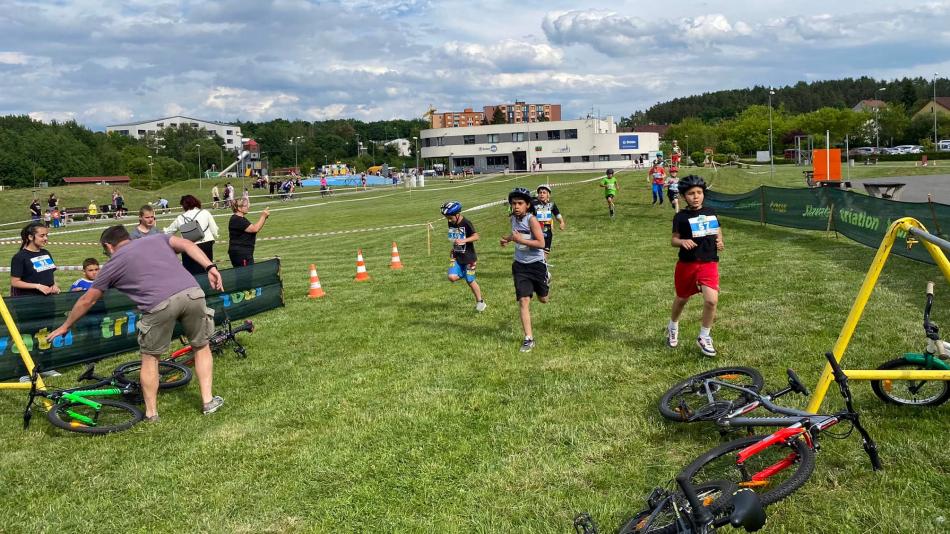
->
[[808, 217, 950, 413], [0, 294, 51, 407], [689, 378, 816, 429]]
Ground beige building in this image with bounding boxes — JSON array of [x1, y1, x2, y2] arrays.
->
[[912, 97, 950, 120]]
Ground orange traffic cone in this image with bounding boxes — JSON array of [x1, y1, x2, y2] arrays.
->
[[307, 264, 325, 298], [390, 242, 404, 270], [354, 248, 371, 281]]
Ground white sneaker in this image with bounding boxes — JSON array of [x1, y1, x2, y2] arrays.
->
[[697, 336, 717, 357], [667, 325, 679, 348], [475, 301, 487, 312]]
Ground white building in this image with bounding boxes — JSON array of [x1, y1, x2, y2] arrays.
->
[[419, 116, 659, 173], [385, 138, 412, 157], [105, 115, 243, 150]]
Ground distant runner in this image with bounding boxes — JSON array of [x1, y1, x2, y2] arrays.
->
[[599, 169, 618, 219], [441, 201, 486, 312]]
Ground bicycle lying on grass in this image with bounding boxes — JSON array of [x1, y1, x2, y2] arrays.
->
[[169, 317, 254, 366], [869, 281, 950, 407], [573, 477, 766, 533], [660, 352, 880, 506], [22, 360, 191, 435]]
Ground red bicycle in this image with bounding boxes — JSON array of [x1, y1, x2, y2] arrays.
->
[[170, 317, 255, 366]]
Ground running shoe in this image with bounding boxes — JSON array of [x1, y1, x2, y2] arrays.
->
[[520, 338, 535, 352], [202, 396, 225, 415], [697, 336, 717, 357], [667, 325, 679, 348], [475, 301, 487, 312]]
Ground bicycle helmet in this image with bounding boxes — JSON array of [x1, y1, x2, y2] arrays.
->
[[606, 168, 614, 175], [536, 185, 551, 194], [508, 187, 533, 203], [678, 175, 707, 193], [440, 201, 462, 216]]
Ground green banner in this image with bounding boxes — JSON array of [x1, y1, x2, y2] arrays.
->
[[0, 258, 284, 381], [706, 187, 947, 264]]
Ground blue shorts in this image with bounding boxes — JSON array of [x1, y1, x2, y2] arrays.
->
[[448, 260, 477, 283]]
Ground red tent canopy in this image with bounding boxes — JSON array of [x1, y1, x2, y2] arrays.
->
[[62, 176, 131, 185]]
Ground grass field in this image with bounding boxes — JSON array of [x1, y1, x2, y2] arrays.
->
[[0, 166, 948, 533]]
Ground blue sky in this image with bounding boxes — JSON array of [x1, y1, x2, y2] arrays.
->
[[1, 0, 948, 130]]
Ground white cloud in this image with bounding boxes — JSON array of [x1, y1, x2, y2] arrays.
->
[[0, 52, 31, 65], [441, 39, 563, 71]]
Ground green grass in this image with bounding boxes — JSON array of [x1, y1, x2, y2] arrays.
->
[[0, 168, 949, 532]]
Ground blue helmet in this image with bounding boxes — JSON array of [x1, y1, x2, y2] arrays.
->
[[440, 201, 462, 216]]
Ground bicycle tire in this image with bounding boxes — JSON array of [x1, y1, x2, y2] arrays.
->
[[114, 360, 193, 390], [659, 367, 765, 422], [870, 358, 950, 407], [47, 398, 144, 434], [169, 346, 196, 366], [679, 434, 814, 506], [618, 480, 738, 534]]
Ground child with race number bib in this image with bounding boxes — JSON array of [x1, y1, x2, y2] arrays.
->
[[666, 167, 680, 213], [599, 169, 618, 218], [650, 163, 666, 205], [667, 175, 724, 357], [441, 201, 487, 312], [533, 185, 566, 260], [500, 188, 549, 352]]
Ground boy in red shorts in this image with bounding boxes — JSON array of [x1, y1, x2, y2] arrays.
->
[[667, 175, 723, 356]]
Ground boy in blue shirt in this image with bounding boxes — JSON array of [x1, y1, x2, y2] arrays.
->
[[70, 258, 100, 291]]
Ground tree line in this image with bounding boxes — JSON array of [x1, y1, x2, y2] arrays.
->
[[0, 115, 427, 189]]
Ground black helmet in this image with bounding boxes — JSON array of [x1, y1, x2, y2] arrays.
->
[[606, 168, 614, 175], [536, 185, 551, 194], [678, 175, 707, 193], [508, 187, 533, 203]]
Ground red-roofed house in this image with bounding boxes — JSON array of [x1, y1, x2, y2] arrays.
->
[[912, 97, 950, 120], [852, 99, 887, 112], [62, 176, 131, 185]]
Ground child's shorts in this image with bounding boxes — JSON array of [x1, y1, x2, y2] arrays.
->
[[674, 260, 719, 298], [448, 260, 477, 283], [512, 261, 549, 299]]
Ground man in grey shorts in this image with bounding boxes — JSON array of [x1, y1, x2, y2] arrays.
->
[[48, 225, 225, 421]]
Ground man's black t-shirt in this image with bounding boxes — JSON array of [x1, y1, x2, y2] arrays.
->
[[672, 206, 720, 262], [448, 217, 477, 264], [10, 247, 57, 296], [228, 215, 256, 256]]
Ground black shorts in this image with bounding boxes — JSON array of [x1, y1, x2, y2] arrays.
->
[[541, 227, 553, 252], [512, 261, 549, 299], [667, 190, 678, 201]]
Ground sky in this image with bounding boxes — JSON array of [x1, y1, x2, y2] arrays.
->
[[1, 0, 948, 130]]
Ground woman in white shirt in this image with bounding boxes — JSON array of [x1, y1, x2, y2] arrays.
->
[[165, 194, 219, 275]]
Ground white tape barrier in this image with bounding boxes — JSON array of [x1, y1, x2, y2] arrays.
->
[[0, 265, 85, 272]]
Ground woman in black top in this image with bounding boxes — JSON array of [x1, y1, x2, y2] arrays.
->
[[227, 199, 270, 267], [10, 222, 60, 296], [47, 193, 58, 209], [29, 199, 41, 221]]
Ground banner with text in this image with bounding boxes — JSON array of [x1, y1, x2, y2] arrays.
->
[[0, 258, 284, 381]]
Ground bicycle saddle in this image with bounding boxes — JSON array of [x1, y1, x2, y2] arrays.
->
[[729, 489, 767, 532]]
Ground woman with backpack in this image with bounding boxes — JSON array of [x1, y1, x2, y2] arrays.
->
[[165, 194, 219, 275]]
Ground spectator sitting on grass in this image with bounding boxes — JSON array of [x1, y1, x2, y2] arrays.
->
[[70, 258, 100, 291]]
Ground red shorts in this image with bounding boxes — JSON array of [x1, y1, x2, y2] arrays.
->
[[674, 261, 720, 298]]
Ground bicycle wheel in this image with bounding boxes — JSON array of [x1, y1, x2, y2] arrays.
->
[[679, 434, 815, 506], [659, 367, 765, 422], [870, 358, 950, 407], [169, 346, 196, 366], [47, 398, 143, 434], [618, 480, 737, 534], [114, 360, 193, 390]]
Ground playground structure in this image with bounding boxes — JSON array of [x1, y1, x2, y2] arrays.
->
[[218, 150, 250, 178], [320, 163, 351, 176], [807, 217, 950, 412]]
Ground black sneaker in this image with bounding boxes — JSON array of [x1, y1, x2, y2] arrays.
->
[[520, 338, 535, 352]]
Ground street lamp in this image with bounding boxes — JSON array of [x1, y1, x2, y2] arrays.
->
[[371, 140, 377, 165], [684, 134, 689, 167], [412, 136, 419, 173], [195, 143, 202, 189], [935, 73, 940, 149], [147, 155, 154, 184], [768, 87, 775, 180], [875, 87, 885, 153], [289, 136, 303, 173]]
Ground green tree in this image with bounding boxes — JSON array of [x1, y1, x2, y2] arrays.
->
[[490, 107, 506, 125]]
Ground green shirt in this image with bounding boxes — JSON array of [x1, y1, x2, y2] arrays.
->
[[601, 176, 618, 196]]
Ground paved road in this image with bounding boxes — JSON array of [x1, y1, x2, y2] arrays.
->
[[858, 175, 950, 203]]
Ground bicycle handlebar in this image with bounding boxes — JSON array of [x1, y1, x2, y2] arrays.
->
[[927, 281, 934, 297], [676, 473, 715, 527]]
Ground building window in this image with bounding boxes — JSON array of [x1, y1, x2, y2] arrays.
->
[[562, 157, 571, 163], [226, 130, 233, 135], [425, 138, 431, 147], [138, 129, 146, 135], [547, 130, 560, 140], [487, 134, 500, 143], [486, 156, 510, 166], [191, 123, 198, 127], [227, 138, 233, 144], [582, 156, 590, 162], [565, 129, 578, 139], [512, 132, 525, 142], [453, 157, 475, 167], [156, 123, 164, 127], [621, 154, 632, 160], [533, 132, 539, 140], [463, 135, 475, 145], [436, 137, 445, 146], [599, 155, 610, 161]]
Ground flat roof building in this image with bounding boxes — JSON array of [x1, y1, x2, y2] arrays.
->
[[420, 116, 659, 173], [106, 115, 243, 150]]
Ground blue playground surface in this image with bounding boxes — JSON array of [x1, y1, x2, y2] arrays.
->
[[300, 175, 396, 187]]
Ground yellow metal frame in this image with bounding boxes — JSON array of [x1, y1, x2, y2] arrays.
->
[[0, 294, 51, 407], [807, 217, 950, 412]]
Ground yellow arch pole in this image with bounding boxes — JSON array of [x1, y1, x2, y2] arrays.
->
[[807, 217, 950, 412], [0, 294, 48, 396]]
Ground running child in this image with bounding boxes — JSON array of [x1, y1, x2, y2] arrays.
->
[[666, 167, 680, 213], [441, 201, 486, 312], [599, 168, 618, 218], [649, 163, 666, 205], [533, 185, 566, 260], [500, 187, 549, 352], [667, 175, 724, 357], [70, 258, 100, 291]]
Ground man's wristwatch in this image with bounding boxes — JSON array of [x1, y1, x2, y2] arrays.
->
[[205, 263, 218, 272]]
